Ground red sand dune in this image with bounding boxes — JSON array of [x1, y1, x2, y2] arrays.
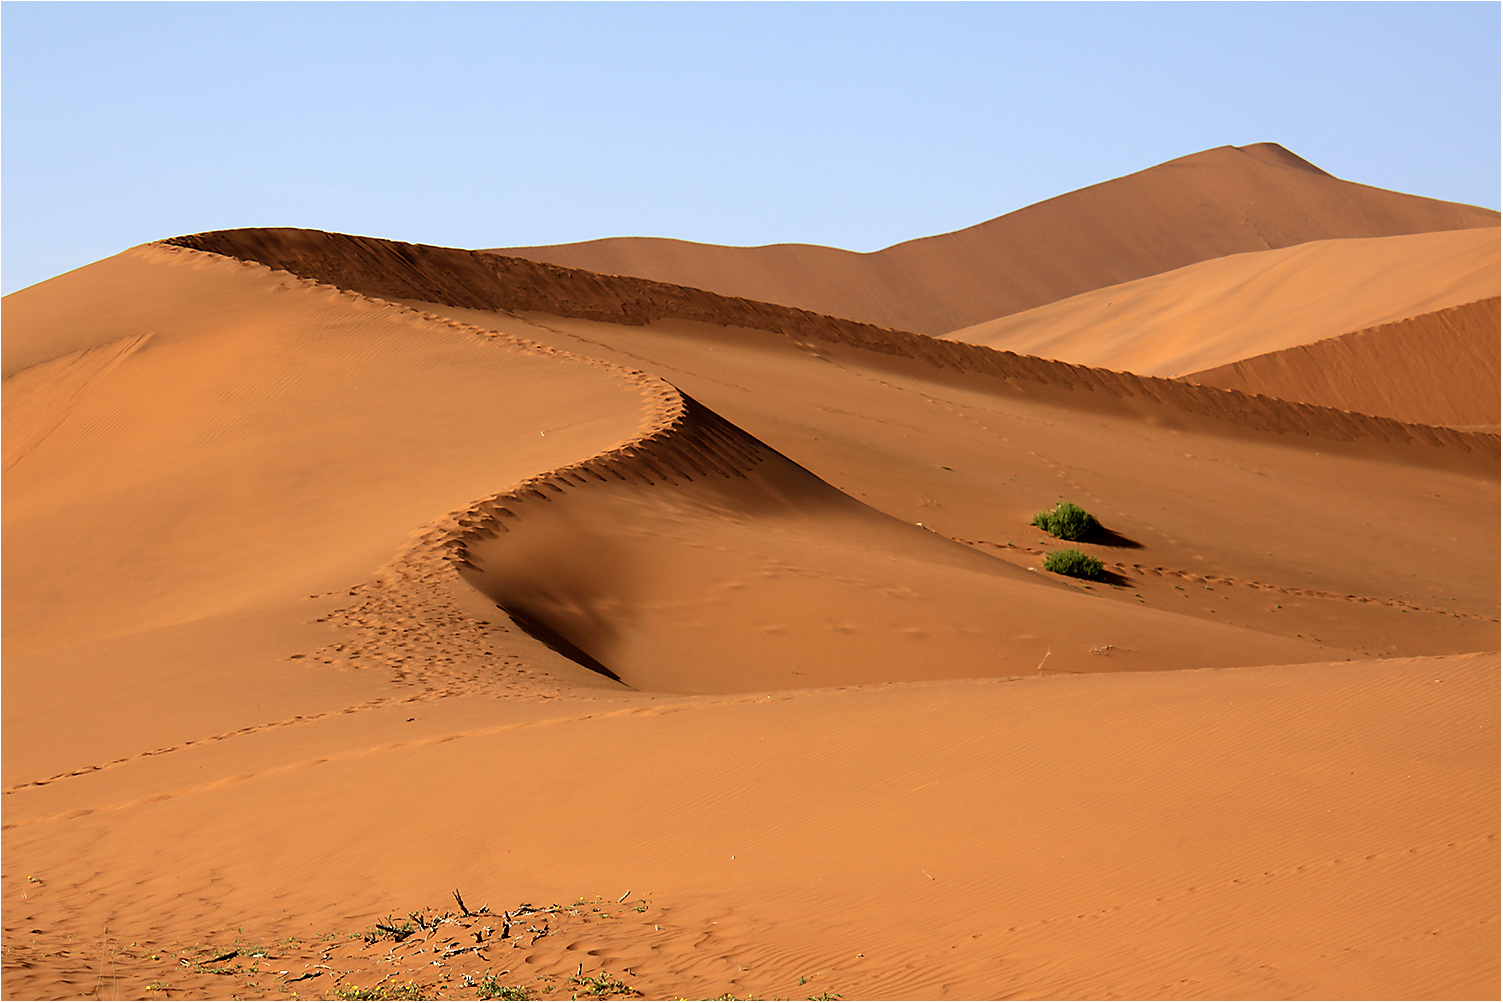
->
[[1183, 296, 1502, 431], [5, 161, 1499, 1001], [492, 143, 1500, 335], [941, 227, 1501, 377]]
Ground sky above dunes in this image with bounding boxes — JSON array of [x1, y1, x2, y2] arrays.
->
[[3, 2, 1499, 295]]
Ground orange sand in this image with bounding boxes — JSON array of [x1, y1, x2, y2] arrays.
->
[[942, 228, 1501, 377], [493, 144, 1499, 335], [4, 146, 1498, 1001]]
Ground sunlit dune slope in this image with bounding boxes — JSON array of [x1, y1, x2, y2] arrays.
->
[[943, 227, 1501, 377], [4, 653, 1495, 1000], [491, 143, 1500, 335], [1183, 297, 1501, 430], [2, 246, 656, 654], [2, 246, 664, 781]]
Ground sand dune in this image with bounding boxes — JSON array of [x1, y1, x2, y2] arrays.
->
[[4, 216, 1497, 1001], [164, 228, 1501, 467], [1183, 297, 1502, 430], [942, 227, 1501, 377], [492, 143, 1500, 334]]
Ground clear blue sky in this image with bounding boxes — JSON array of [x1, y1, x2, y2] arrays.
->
[[4, 1, 1499, 294]]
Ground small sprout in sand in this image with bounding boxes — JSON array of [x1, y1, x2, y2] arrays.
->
[[1043, 549, 1105, 580], [1030, 501, 1100, 541]]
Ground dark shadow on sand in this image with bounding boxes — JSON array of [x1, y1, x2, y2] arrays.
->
[[497, 604, 626, 684]]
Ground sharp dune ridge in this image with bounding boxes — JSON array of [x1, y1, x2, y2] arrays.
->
[[940, 227, 1500, 377], [162, 228, 1498, 471], [1183, 296, 1502, 429]]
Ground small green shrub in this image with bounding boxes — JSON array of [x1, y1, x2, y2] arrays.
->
[[1043, 548, 1105, 580], [1030, 501, 1100, 541]]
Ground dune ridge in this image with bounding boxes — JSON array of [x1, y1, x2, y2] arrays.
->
[[940, 227, 1500, 377], [1183, 297, 1502, 430], [490, 143, 1501, 335], [97, 241, 1347, 694], [160, 229, 1498, 469]]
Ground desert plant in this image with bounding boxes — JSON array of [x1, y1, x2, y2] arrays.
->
[[571, 970, 641, 997], [362, 915, 415, 944], [476, 972, 532, 1001], [335, 982, 428, 1001], [1030, 501, 1100, 541], [1043, 548, 1105, 580]]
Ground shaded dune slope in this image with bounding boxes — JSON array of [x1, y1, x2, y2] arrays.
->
[[1183, 297, 1502, 430], [490, 143, 1500, 335], [942, 227, 1501, 377], [162, 228, 1498, 473]]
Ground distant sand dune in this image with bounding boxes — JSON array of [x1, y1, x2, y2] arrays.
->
[[942, 227, 1501, 377], [490, 143, 1500, 334], [162, 228, 1499, 471], [1183, 297, 1501, 430]]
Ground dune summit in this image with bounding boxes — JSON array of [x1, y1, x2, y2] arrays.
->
[[492, 143, 1500, 335], [3, 146, 1498, 1000]]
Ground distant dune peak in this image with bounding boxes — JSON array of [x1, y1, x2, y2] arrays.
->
[[488, 144, 1497, 336], [1217, 142, 1337, 177]]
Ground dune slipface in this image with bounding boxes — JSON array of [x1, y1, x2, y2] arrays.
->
[[1183, 296, 1503, 430], [4, 144, 1499, 1001], [446, 394, 1331, 693]]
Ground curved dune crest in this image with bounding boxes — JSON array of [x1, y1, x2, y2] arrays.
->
[[1183, 297, 1502, 430], [942, 228, 1501, 377], [490, 143, 1500, 335], [2, 244, 665, 653], [160, 228, 1499, 470], [438, 394, 1333, 693], [2, 237, 1332, 696]]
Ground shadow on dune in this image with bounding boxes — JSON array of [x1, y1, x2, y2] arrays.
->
[[497, 603, 624, 684], [1086, 526, 1144, 549], [1093, 568, 1137, 589]]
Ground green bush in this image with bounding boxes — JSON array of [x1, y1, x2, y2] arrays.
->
[[1031, 501, 1101, 541], [1043, 548, 1105, 580]]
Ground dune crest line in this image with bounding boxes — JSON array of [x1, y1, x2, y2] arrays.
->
[[138, 243, 816, 692], [160, 228, 1498, 467]]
